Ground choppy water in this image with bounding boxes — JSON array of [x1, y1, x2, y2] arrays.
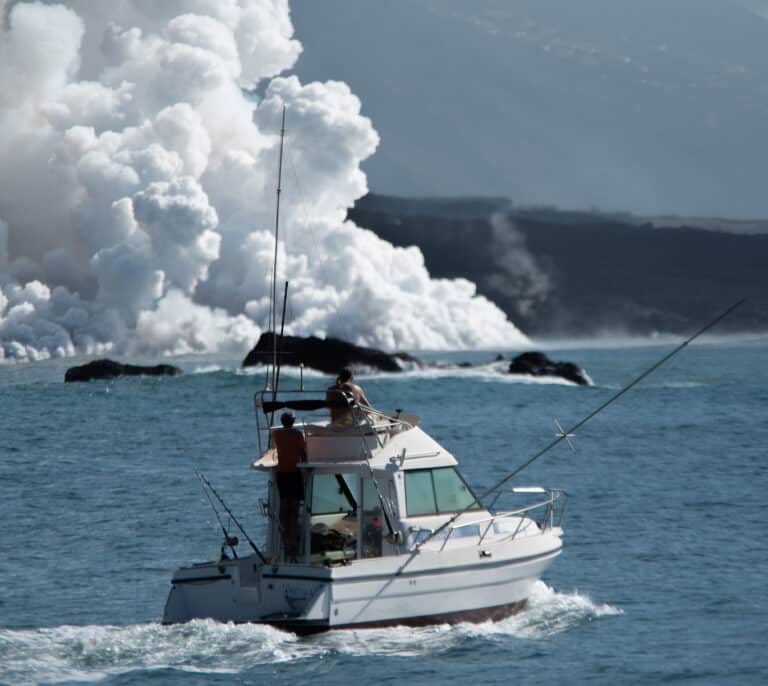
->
[[1, 340, 767, 685]]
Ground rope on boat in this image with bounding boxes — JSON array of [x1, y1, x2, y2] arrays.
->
[[347, 401, 402, 544]]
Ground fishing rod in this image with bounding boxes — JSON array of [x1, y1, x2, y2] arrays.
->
[[416, 298, 746, 550], [196, 470, 267, 563], [196, 470, 239, 559]]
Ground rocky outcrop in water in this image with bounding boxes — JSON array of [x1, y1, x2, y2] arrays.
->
[[242, 333, 422, 374], [243, 335, 592, 385], [508, 351, 591, 386], [64, 359, 182, 382]]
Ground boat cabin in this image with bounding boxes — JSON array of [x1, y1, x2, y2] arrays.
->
[[253, 391, 485, 565]]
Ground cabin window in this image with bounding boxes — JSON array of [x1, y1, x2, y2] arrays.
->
[[310, 473, 357, 516], [404, 470, 437, 516], [404, 467, 480, 516]]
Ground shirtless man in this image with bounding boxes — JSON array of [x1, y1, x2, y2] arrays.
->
[[271, 411, 305, 559], [326, 367, 371, 423]]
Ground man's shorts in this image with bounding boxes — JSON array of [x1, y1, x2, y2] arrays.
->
[[276, 472, 304, 501]]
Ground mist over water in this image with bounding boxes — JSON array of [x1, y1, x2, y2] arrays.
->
[[0, 0, 527, 362]]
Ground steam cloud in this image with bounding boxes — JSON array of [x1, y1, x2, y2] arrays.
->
[[486, 213, 552, 318], [0, 0, 528, 362]]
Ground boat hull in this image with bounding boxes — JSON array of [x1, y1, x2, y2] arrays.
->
[[163, 533, 562, 633], [269, 599, 528, 635]]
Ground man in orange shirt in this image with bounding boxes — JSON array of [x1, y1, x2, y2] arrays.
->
[[271, 411, 306, 560]]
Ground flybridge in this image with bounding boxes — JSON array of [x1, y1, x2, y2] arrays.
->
[[253, 388, 430, 470]]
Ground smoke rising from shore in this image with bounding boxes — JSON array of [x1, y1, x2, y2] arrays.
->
[[0, 1, 527, 361]]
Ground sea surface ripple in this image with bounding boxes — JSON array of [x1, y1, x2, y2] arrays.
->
[[1, 342, 766, 685]]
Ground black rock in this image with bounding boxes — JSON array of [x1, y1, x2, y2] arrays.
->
[[242, 333, 422, 374], [508, 351, 591, 386], [65, 358, 182, 383]]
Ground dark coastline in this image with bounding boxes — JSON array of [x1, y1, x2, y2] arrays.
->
[[349, 194, 768, 337]]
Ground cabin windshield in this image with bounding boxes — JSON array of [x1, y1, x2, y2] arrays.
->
[[312, 473, 357, 516], [404, 467, 481, 516]]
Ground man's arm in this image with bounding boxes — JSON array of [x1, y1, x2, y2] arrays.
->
[[355, 384, 371, 407]]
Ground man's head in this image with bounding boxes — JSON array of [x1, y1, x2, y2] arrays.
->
[[280, 411, 295, 427], [337, 368, 353, 384]]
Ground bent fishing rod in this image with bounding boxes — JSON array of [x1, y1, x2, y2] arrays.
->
[[416, 298, 746, 550]]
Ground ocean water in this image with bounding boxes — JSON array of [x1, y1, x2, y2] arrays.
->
[[1, 340, 767, 685]]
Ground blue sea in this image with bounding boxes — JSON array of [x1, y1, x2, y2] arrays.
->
[[1, 340, 767, 685]]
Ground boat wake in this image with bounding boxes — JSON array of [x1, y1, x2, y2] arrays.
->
[[0, 621, 296, 685], [0, 583, 621, 684], [474, 579, 624, 639]]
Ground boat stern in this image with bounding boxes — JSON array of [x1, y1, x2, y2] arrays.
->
[[162, 556, 332, 626]]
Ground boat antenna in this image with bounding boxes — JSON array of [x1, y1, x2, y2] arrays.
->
[[270, 104, 287, 394], [273, 280, 289, 403], [196, 470, 267, 563], [416, 298, 745, 550], [267, 280, 290, 434]]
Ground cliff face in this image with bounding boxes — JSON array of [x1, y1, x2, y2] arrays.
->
[[349, 194, 768, 337]]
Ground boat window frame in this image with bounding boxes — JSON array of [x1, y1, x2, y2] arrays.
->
[[404, 466, 483, 517], [309, 472, 359, 517]]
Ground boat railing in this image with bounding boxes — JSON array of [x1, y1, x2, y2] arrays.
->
[[254, 389, 415, 455], [424, 487, 567, 550], [300, 405, 413, 437]]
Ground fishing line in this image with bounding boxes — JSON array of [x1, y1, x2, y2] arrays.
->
[[416, 298, 746, 549]]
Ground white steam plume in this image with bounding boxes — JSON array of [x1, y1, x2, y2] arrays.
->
[[0, 0, 528, 362]]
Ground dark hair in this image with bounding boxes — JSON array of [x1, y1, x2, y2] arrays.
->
[[280, 411, 295, 427], [337, 368, 353, 383]]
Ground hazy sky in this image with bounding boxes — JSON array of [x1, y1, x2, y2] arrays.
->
[[290, 0, 768, 219]]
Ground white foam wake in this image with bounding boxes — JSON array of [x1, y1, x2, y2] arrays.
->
[[478, 579, 624, 639], [0, 621, 304, 685], [0, 583, 621, 683]]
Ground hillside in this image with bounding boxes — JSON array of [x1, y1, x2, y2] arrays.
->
[[349, 194, 768, 337]]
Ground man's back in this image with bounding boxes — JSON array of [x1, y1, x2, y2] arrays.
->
[[272, 427, 305, 472]]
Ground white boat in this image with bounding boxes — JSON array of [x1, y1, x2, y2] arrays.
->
[[158, 93, 745, 633], [162, 390, 566, 633], [162, 107, 565, 632]]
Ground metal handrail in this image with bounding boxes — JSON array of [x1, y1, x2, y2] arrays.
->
[[425, 489, 566, 549]]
